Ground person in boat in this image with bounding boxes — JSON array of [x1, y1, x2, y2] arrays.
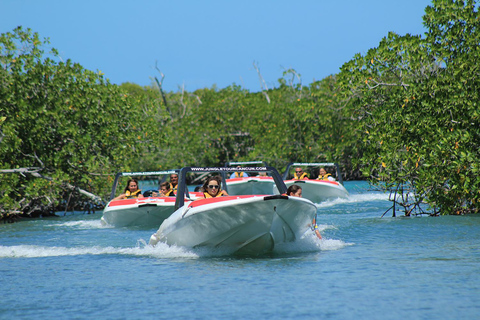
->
[[112, 178, 144, 200], [229, 166, 249, 179], [286, 184, 302, 197], [317, 167, 336, 181], [201, 176, 229, 198], [293, 167, 309, 180], [286, 185, 322, 240], [169, 173, 179, 194], [159, 181, 175, 197]]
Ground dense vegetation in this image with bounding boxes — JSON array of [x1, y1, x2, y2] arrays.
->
[[0, 27, 164, 220], [1, 0, 479, 221], [338, 0, 480, 215]]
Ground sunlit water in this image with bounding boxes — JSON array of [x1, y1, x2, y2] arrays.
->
[[1, 181, 479, 319]]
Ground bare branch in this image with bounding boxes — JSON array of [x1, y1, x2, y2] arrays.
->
[[366, 78, 410, 90], [0, 167, 51, 180], [0, 167, 102, 202], [154, 61, 170, 114], [180, 83, 187, 118], [253, 61, 270, 104]]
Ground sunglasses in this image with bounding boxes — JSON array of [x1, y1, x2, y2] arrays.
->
[[295, 171, 302, 173], [208, 185, 219, 189]]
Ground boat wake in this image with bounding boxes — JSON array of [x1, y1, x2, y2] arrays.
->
[[315, 192, 389, 208], [49, 219, 110, 229], [273, 231, 353, 254], [0, 242, 198, 259], [0, 232, 352, 259]]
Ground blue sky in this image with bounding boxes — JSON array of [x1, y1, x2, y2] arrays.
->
[[2, 0, 432, 92]]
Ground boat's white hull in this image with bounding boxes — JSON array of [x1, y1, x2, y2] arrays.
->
[[149, 195, 317, 255], [101, 197, 178, 228], [226, 177, 275, 195], [277, 179, 349, 203]]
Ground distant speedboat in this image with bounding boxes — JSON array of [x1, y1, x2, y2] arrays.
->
[[278, 162, 349, 203], [283, 179, 348, 203], [225, 161, 275, 195], [224, 161, 275, 195], [225, 176, 275, 195], [149, 166, 317, 255], [101, 196, 178, 228], [101, 170, 202, 228]]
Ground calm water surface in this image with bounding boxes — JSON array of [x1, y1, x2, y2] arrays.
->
[[1, 181, 479, 319]]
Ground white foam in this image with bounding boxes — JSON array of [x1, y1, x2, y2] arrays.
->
[[47, 220, 109, 229], [0, 242, 199, 259], [270, 228, 352, 254], [0, 231, 351, 259], [315, 192, 389, 208], [0, 245, 120, 258], [319, 238, 354, 251]]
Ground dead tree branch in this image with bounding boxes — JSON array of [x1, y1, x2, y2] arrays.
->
[[154, 61, 170, 113], [253, 61, 271, 104]]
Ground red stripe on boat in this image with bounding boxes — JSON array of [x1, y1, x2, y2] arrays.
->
[[108, 197, 177, 207], [285, 179, 339, 185], [188, 195, 266, 208], [226, 177, 274, 182]]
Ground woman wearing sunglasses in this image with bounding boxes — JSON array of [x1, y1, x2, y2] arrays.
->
[[201, 176, 229, 198]]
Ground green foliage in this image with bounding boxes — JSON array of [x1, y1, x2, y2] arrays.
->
[[3, 1, 474, 219], [0, 27, 162, 214], [338, 0, 480, 215], [153, 73, 360, 175]]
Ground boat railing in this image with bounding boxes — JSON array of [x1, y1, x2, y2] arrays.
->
[[224, 161, 270, 181], [225, 160, 268, 166], [282, 162, 344, 185], [175, 166, 286, 210], [109, 170, 178, 201]]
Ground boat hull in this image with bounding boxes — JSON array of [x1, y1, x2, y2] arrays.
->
[[278, 179, 349, 203], [149, 195, 317, 255], [101, 197, 178, 228], [225, 177, 275, 195]]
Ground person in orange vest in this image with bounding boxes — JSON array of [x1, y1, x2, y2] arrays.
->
[[113, 179, 144, 200], [169, 173, 179, 194], [230, 166, 249, 179], [159, 181, 175, 197], [201, 176, 229, 198], [293, 167, 308, 180], [317, 167, 335, 181]]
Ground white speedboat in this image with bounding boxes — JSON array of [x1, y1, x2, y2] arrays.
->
[[149, 166, 317, 255], [283, 179, 348, 203], [224, 161, 275, 195], [225, 176, 275, 195], [101, 170, 202, 228], [101, 196, 178, 228], [278, 162, 349, 203]]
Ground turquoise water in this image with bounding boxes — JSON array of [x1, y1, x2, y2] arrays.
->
[[1, 181, 479, 319]]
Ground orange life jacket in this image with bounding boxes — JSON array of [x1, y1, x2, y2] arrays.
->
[[234, 172, 246, 178], [203, 190, 227, 198], [293, 172, 308, 180], [125, 189, 142, 198], [317, 173, 332, 180]]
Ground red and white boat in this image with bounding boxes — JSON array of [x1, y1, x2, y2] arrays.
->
[[225, 176, 275, 195], [224, 161, 275, 195], [278, 163, 349, 203], [149, 166, 317, 255], [101, 196, 179, 228], [100, 170, 202, 228]]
